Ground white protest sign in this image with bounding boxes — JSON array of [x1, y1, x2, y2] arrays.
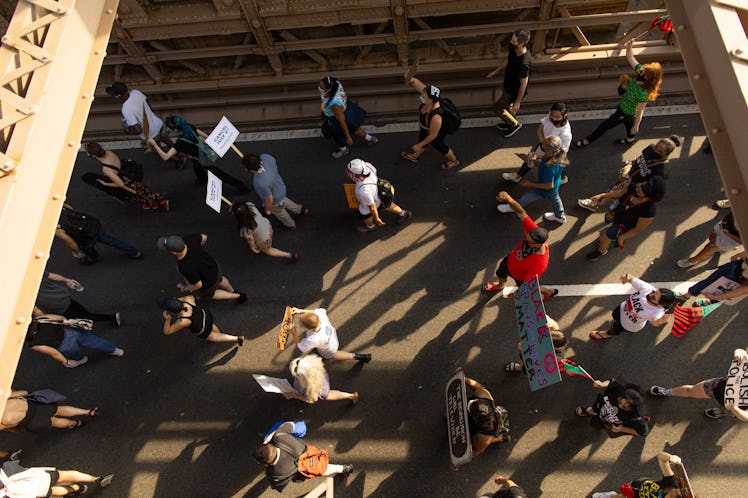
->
[[253, 374, 295, 394], [205, 116, 239, 158], [205, 170, 223, 213], [725, 359, 748, 407], [701, 275, 747, 305]]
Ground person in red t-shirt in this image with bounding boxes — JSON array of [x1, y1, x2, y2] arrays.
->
[[482, 191, 556, 298]]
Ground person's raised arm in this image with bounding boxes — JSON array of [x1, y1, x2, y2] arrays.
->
[[408, 76, 427, 94], [496, 191, 528, 221], [657, 451, 680, 477], [625, 39, 639, 68]]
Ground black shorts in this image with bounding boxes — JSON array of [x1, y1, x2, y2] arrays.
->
[[495, 256, 520, 284], [418, 128, 450, 155], [607, 306, 626, 336]]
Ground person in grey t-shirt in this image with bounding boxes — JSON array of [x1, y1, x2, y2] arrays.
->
[[241, 153, 308, 229]]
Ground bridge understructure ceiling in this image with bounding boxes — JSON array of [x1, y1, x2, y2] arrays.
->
[[1, 0, 692, 137]]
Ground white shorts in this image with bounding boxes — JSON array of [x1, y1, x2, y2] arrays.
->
[[714, 221, 742, 251]]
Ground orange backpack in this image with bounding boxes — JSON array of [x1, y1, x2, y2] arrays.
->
[[297, 444, 329, 478]]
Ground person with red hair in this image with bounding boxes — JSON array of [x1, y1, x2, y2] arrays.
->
[[574, 39, 663, 148]]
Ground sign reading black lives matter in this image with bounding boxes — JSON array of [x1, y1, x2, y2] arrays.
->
[[725, 359, 748, 407], [446, 370, 471, 467], [514, 276, 562, 392]]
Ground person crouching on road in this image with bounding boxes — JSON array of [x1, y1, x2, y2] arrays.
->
[[347, 158, 412, 233]]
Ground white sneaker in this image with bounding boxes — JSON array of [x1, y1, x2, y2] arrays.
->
[[677, 258, 696, 268], [577, 198, 598, 212], [332, 146, 350, 159], [497, 203, 513, 213], [543, 212, 566, 224], [64, 356, 89, 368], [502, 172, 522, 183], [560, 175, 569, 185], [110, 348, 124, 357], [366, 136, 378, 146]]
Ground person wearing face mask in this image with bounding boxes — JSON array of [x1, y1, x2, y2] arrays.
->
[[585, 177, 666, 261], [574, 39, 663, 148], [347, 159, 412, 232], [588, 273, 675, 340], [317, 76, 378, 159], [486, 28, 532, 138], [400, 75, 460, 169], [502, 102, 572, 183], [578, 135, 680, 212], [576, 378, 650, 438]]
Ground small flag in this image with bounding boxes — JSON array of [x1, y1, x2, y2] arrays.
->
[[671, 299, 722, 337], [559, 359, 593, 380], [649, 15, 673, 34]]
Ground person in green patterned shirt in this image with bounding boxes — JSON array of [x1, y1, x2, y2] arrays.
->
[[575, 40, 662, 148]]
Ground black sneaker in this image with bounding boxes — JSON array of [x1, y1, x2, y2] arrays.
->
[[396, 210, 412, 224], [705, 407, 727, 419], [586, 248, 607, 261], [504, 122, 523, 138], [235, 293, 247, 304], [340, 464, 354, 477], [96, 474, 114, 488], [354, 353, 372, 363], [649, 386, 668, 396], [237, 336, 245, 346]]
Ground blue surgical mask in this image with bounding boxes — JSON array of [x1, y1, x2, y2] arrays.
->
[[317, 86, 326, 94], [419, 96, 427, 105]]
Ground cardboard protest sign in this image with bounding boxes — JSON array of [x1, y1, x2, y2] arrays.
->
[[344, 184, 359, 209], [205, 116, 240, 158], [253, 374, 295, 394], [446, 370, 472, 467], [725, 359, 748, 407], [673, 462, 696, 498], [277, 306, 294, 350], [514, 276, 562, 391], [205, 170, 223, 213]]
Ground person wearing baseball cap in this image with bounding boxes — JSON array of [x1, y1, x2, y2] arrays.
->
[[346, 158, 411, 233], [157, 234, 246, 303], [481, 191, 557, 299]]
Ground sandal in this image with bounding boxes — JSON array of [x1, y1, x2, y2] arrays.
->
[[441, 160, 460, 170], [350, 392, 359, 405], [575, 406, 588, 417], [589, 331, 611, 341], [88, 407, 99, 417], [504, 362, 522, 375], [543, 289, 559, 300], [481, 281, 504, 294], [573, 140, 588, 149], [613, 138, 637, 145], [68, 419, 84, 429], [400, 151, 419, 163]]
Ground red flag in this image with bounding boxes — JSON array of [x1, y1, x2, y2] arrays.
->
[[559, 359, 593, 380]]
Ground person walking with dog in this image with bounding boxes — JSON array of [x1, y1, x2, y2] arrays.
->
[[347, 158, 411, 233]]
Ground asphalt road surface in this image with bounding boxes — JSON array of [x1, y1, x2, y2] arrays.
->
[[7, 113, 747, 497]]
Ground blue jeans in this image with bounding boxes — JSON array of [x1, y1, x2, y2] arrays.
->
[[517, 189, 565, 219], [57, 327, 116, 360], [80, 230, 139, 262]]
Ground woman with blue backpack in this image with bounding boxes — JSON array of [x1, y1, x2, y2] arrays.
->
[[148, 115, 247, 193]]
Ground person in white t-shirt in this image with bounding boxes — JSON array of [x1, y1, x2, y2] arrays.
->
[[105, 82, 184, 166], [502, 102, 572, 184], [347, 159, 412, 233], [287, 307, 371, 363], [589, 273, 675, 340]]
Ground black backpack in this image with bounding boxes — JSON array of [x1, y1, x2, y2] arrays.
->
[[377, 178, 395, 208], [119, 159, 144, 181], [58, 208, 101, 245], [439, 98, 462, 134]]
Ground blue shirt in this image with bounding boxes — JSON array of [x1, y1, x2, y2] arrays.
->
[[252, 153, 286, 204], [320, 83, 347, 117], [536, 159, 563, 198]]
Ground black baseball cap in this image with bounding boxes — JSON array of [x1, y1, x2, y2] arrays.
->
[[157, 235, 185, 252], [105, 81, 128, 97], [529, 227, 548, 244]]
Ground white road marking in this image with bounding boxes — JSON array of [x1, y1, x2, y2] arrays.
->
[[499, 281, 697, 298]]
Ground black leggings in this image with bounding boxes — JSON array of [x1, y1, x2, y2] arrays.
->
[[191, 159, 246, 191], [63, 300, 112, 322], [586, 106, 636, 143]]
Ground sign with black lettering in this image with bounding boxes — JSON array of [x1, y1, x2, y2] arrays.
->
[[205, 116, 239, 158], [515, 276, 562, 391], [701, 276, 747, 305], [446, 370, 471, 467], [725, 359, 748, 407]]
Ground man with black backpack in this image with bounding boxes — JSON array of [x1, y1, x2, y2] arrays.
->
[[347, 159, 411, 233], [55, 206, 142, 264], [401, 76, 461, 169], [254, 421, 352, 492]]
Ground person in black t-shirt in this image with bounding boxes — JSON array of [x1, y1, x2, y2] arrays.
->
[[577, 379, 650, 438], [592, 451, 684, 498], [157, 233, 246, 303], [487, 28, 531, 138], [479, 476, 529, 498], [585, 178, 666, 261]]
